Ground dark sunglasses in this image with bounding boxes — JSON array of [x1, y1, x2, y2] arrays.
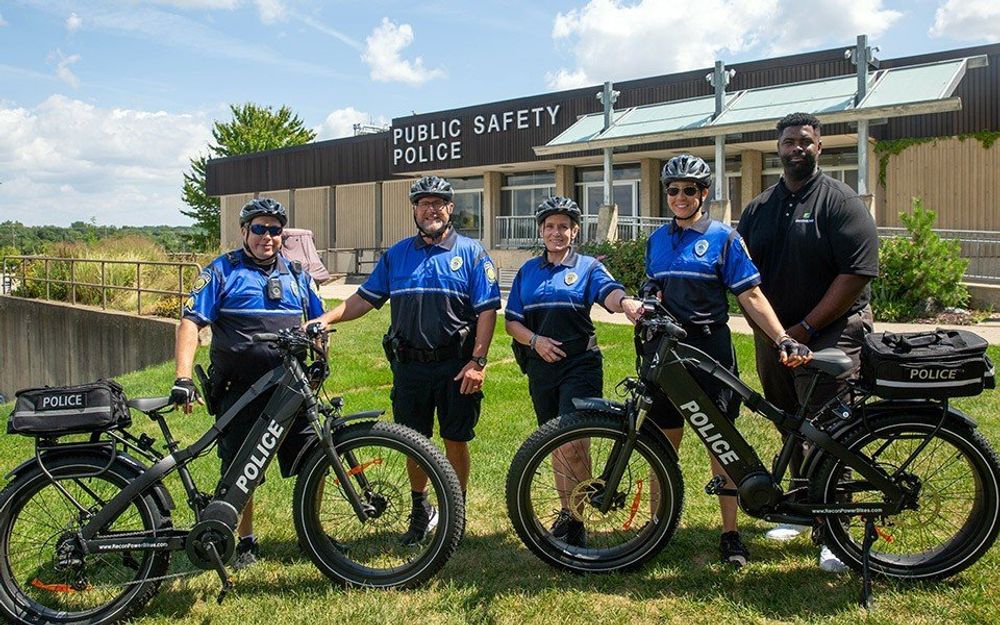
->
[[249, 224, 283, 237], [666, 186, 700, 197]]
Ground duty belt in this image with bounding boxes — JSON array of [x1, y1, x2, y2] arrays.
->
[[394, 342, 466, 364]]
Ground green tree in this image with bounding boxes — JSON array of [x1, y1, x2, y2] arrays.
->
[[181, 103, 316, 251]]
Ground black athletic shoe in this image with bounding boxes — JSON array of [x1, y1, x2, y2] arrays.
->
[[400, 503, 438, 547], [720, 531, 749, 567], [232, 538, 260, 571], [550, 508, 587, 548]]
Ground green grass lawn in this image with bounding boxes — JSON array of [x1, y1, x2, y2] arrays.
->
[[2, 305, 999, 625]]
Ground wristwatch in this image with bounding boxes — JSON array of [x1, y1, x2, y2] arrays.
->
[[470, 356, 488, 368]]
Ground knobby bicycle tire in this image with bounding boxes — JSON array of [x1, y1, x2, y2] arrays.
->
[[811, 412, 1000, 580], [506, 410, 684, 573], [0, 454, 171, 625], [293, 421, 464, 588]]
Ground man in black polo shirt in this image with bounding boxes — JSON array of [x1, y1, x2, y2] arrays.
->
[[737, 112, 878, 572]]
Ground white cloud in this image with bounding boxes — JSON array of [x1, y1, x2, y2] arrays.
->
[[546, 0, 902, 89], [930, 0, 1000, 41], [0, 95, 212, 226], [66, 12, 83, 31], [49, 49, 82, 88], [313, 107, 389, 140], [0, 11, 7, 27], [143, 1, 284, 23], [253, 0, 285, 23], [361, 17, 445, 85]]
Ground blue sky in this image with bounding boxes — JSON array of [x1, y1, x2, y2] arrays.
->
[[1, 0, 998, 227]]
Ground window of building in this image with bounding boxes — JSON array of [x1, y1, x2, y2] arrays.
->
[[575, 164, 641, 217], [500, 171, 556, 217], [449, 176, 484, 239]]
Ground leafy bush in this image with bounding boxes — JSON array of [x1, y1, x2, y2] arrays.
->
[[579, 234, 648, 294], [871, 198, 969, 321]]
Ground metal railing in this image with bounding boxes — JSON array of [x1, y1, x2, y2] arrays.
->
[[876, 228, 1000, 285], [494, 214, 671, 249], [1, 255, 202, 318], [325, 247, 386, 276]]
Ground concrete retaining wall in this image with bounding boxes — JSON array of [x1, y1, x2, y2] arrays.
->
[[0, 296, 177, 399]]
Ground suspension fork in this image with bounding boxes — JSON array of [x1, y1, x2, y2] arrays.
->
[[304, 395, 375, 523], [592, 395, 652, 514]]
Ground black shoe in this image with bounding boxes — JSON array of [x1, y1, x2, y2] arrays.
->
[[232, 538, 260, 571], [550, 508, 587, 548], [400, 504, 438, 547], [720, 531, 749, 567]]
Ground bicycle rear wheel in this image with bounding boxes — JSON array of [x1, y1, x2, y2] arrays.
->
[[0, 454, 170, 625], [293, 421, 464, 588], [506, 410, 684, 573], [811, 412, 1000, 580]]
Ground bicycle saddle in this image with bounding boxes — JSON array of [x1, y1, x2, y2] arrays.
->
[[804, 348, 854, 377], [127, 396, 173, 413]]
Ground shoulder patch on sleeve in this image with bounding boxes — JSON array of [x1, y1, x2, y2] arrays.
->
[[191, 270, 212, 294], [483, 260, 497, 284]]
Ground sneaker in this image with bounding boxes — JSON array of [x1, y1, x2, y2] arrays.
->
[[819, 545, 849, 573], [232, 538, 260, 571], [550, 508, 587, 548], [764, 523, 807, 542], [720, 531, 749, 567], [400, 504, 438, 547]]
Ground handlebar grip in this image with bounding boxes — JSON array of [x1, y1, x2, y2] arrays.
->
[[666, 323, 687, 340], [251, 333, 280, 343]]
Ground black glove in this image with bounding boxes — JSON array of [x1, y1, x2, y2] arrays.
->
[[170, 377, 199, 407], [777, 335, 811, 360]]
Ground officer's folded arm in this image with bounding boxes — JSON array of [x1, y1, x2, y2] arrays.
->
[[504, 318, 565, 364], [736, 286, 812, 368]]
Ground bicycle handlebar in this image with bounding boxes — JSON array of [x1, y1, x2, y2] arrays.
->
[[637, 298, 687, 340]]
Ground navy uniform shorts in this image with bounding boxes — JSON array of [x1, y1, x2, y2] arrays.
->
[[525, 349, 603, 426], [645, 324, 740, 429], [214, 382, 311, 480], [390, 357, 482, 442]]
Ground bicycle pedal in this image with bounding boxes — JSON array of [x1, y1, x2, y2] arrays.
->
[[216, 577, 234, 605], [704, 475, 726, 495]]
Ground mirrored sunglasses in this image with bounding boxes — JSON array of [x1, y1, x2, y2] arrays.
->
[[666, 186, 700, 197], [249, 224, 283, 236]]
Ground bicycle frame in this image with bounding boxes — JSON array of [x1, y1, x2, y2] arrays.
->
[[605, 330, 913, 521]]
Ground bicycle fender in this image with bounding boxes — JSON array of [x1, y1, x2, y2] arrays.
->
[[4, 448, 175, 516], [802, 400, 978, 481], [285, 411, 385, 477]]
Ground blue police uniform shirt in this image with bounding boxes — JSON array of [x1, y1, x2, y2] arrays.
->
[[646, 214, 761, 327], [357, 227, 501, 350], [183, 249, 325, 378], [505, 249, 623, 343]]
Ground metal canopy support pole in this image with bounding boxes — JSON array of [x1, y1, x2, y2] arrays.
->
[[597, 81, 620, 242], [707, 61, 734, 222], [848, 34, 879, 208]]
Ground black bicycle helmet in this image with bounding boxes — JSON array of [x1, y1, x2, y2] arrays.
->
[[239, 197, 287, 226], [661, 154, 713, 189], [409, 176, 454, 203], [535, 196, 582, 225]]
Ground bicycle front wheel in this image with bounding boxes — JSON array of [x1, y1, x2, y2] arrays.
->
[[293, 421, 464, 589], [811, 412, 1000, 580], [0, 454, 170, 625], [506, 410, 684, 573]]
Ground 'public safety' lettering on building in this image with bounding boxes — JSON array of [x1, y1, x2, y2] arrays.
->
[[393, 105, 561, 166]]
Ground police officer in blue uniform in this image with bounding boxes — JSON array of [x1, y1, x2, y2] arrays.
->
[[171, 197, 326, 569], [637, 154, 809, 567], [315, 176, 500, 546], [505, 196, 642, 547]]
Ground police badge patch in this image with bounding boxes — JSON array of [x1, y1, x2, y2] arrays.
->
[[484, 260, 497, 284], [191, 271, 212, 293], [450, 256, 463, 271], [694, 239, 710, 257], [564, 271, 578, 286]]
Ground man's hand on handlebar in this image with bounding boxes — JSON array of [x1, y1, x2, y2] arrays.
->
[[776, 334, 812, 368]]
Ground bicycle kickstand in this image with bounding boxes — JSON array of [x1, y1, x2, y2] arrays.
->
[[859, 515, 879, 610], [203, 542, 235, 605]]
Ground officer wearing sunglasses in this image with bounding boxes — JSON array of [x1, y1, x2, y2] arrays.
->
[[171, 197, 325, 570], [631, 154, 810, 568]]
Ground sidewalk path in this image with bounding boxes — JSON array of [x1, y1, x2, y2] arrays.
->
[[319, 282, 1000, 344]]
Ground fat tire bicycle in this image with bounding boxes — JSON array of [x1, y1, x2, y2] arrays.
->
[[0, 327, 465, 625], [506, 300, 1000, 606]]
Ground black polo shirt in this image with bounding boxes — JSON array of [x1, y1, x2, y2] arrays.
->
[[737, 170, 878, 327]]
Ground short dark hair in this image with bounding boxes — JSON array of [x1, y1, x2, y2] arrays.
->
[[776, 112, 821, 135]]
